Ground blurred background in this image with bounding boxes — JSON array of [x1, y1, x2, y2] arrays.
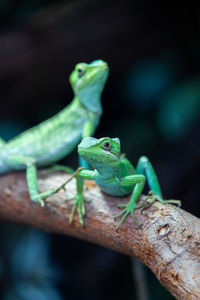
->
[[0, 0, 199, 299]]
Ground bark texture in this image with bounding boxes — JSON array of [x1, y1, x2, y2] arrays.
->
[[0, 171, 199, 300]]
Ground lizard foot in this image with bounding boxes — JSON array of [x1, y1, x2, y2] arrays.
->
[[69, 193, 87, 226], [142, 191, 181, 212], [114, 201, 145, 232], [36, 198, 45, 207], [30, 187, 60, 207], [31, 195, 45, 207]]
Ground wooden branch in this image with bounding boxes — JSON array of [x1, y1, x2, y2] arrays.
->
[[0, 171, 199, 300]]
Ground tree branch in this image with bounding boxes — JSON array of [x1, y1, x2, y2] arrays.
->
[[0, 171, 199, 300]]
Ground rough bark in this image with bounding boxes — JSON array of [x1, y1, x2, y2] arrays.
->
[[0, 171, 199, 300]]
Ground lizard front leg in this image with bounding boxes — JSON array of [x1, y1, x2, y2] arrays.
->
[[69, 169, 97, 225], [5, 155, 71, 206], [114, 174, 146, 231], [136, 156, 181, 207]]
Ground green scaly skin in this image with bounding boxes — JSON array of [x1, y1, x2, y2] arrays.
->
[[69, 137, 181, 230], [0, 60, 109, 206]]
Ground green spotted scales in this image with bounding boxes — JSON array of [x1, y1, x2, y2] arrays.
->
[[0, 60, 109, 206]]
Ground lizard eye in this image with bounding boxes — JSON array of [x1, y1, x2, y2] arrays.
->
[[103, 141, 111, 151], [77, 68, 86, 78]]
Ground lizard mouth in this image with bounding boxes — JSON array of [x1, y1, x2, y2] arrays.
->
[[78, 147, 119, 164]]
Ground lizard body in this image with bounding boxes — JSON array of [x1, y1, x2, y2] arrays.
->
[[0, 60, 109, 205], [0, 98, 98, 169], [70, 137, 181, 230]]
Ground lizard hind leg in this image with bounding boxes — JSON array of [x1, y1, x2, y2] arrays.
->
[[136, 156, 162, 197], [136, 156, 181, 207], [4, 154, 69, 206]]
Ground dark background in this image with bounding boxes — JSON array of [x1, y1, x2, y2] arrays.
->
[[0, 1, 199, 299]]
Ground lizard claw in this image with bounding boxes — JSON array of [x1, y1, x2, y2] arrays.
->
[[32, 197, 45, 207], [69, 193, 86, 226], [38, 199, 45, 207], [114, 202, 142, 231], [144, 191, 182, 209]]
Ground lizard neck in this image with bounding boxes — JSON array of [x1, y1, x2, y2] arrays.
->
[[76, 88, 103, 115], [59, 94, 102, 117], [59, 96, 88, 114]]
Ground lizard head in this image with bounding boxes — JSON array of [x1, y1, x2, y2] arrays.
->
[[69, 60, 109, 114], [78, 137, 121, 170]]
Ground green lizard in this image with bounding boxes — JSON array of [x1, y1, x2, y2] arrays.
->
[[0, 60, 109, 206], [69, 136, 181, 230]]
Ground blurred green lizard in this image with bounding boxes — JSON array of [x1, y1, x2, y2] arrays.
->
[[0, 60, 109, 206], [70, 136, 181, 230]]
